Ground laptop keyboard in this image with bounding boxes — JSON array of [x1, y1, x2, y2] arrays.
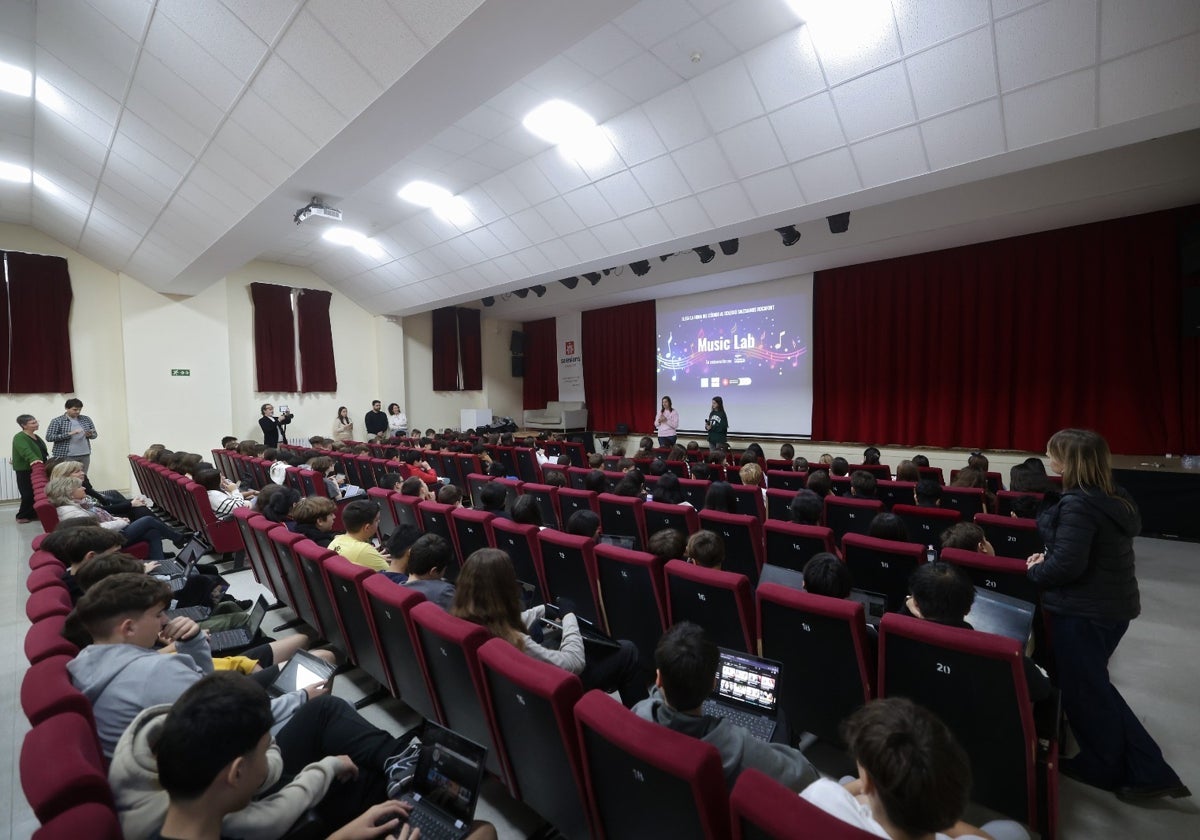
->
[[702, 700, 775, 742], [156, 557, 186, 577], [207, 628, 249, 650], [405, 808, 463, 840], [167, 605, 210, 621]]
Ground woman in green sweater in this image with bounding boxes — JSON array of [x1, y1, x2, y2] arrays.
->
[[705, 396, 728, 448], [13, 414, 48, 523]]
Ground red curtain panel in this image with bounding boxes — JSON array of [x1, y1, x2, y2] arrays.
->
[[457, 308, 482, 391], [249, 282, 297, 392], [297, 289, 337, 392], [431, 306, 460, 390], [3, 251, 74, 393], [582, 300, 656, 432], [522, 317, 558, 409], [812, 206, 1200, 454]]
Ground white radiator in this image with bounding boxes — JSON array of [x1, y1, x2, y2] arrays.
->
[[0, 458, 22, 500]]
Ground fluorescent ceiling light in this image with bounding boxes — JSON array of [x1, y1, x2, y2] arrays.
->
[[522, 99, 596, 145], [0, 61, 32, 97], [433, 196, 476, 227], [0, 161, 32, 183], [785, 1, 894, 57], [34, 78, 68, 113], [322, 226, 385, 259], [398, 180, 453, 208]]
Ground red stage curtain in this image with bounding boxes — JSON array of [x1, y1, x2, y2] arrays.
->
[[431, 307, 460, 390], [522, 317, 558, 409], [457, 308, 482, 391], [3, 252, 74, 393], [297, 289, 337, 392], [250, 282, 297, 392], [583, 300, 656, 432], [812, 206, 1200, 454]]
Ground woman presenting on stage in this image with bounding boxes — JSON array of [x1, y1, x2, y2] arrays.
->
[[654, 396, 679, 447], [704, 396, 728, 448]]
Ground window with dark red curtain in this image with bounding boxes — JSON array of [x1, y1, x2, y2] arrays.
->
[[457, 308, 482, 390], [431, 307, 460, 390], [249, 282, 297, 392], [522, 317, 558, 409], [1, 252, 74, 393], [297, 289, 337, 392], [812, 206, 1200, 454], [582, 300, 656, 432]]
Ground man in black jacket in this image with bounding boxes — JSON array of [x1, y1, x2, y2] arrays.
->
[[363, 400, 387, 438]]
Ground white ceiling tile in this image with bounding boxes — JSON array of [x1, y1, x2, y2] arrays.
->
[[920, 99, 1005, 170], [565, 23, 644, 75], [115, 110, 194, 174], [1004, 68, 1096, 148], [992, 0, 1045, 16], [537, 197, 586, 237], [769, 92, 846, 162], [644, 84, 711, 150], [157, 0, 265, 79], [696, 181, 754, 227], [573, 137, 627, 183], [37, 1, 138, 101], [221, 0, 301, 44], [624, 208, 673, 247], [689, 0, 732, 14], [490, 253, 527, 281], [421, 209, 464, 241], [805, 6, 904, 85], [228, 90, 319, 169], [1100, 0, 1200, 60], [446, 235, 486, 266], [740, 166, 805, 215], [33, 152, 101, 206], [142, 14, 243, 109], [495, 123, 553, 158], [199, 143, 275, 201], [486, 218, 533, 252], [995, 0, 1098, 93], [464, 140, 526, 173], [512, 207, 557, 243], [455, 106, 515, 142], [472, 260, 507, 285], [708, 0, 802, 52], [657, 195, 713, 237], [251, 55, 346, 147], [465, 227, 507, 259], [86, 0, 153, 41], [571, 79, 636, 125], [744, 29, 827, 113], [37, 111, 108, 175], [95, 178, 159, 230], [32, 80, 114, 147], [537, 238, 576, 269], [410, 247, 449, 277], [212, 121, 293, 189], [388, 0, 482, 47], [630, 155, 692, 204], [595, 169, 653, 217], [522, 54, 596, 98], [399, 215, 443, 249], [32, 204, 86, 241], [562, 229, 607, 263], [790, 147, 862, 203], [893, 0, 991, 54], [458, 186, 505, 226], [124, 78, 214, 156], [33, 49, 121, 126], [480, 173, 531, 215], [614, 0, 702, 50], [509, 159, 559, 205], [308, 0, 422, 87], [486, 82, 547, 121], [717, 116, 786, 178], [606, 107, 669, 168], [1098, 33, 1200, 126], [562, 184, 618, 226], [514, 245, 553, 275], [604, 51, 685, 102], [831, 63, 916, 142], [672, 137, 736, 193], [906, 28, 998, 118], [99, 149, 177, 207], [851, 125, 928, 187], [275, 9, 383, 120], [444, 157, 497, 186], [590, 219, 639, 254], [406, 144, 460, 172], [689, 59, 763, 132], [651, 20, 739, 80], [532, 147, 591, 195]]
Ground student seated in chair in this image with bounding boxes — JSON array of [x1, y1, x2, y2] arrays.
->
[[436, 483, 464, 507], [789, 489, 823, 526], [685, 529, 726, 570], [41, 521, 126, 602], [800, 697, 1030, 840], [402, 533, 456, 610], [479, 481, 511, 520], [940, 522, 995, 555], [633, 622, 818, 791], [850, 470, 878, 499], [400, 475, 435, 502], [328, 500, 389, 572], [291, 496, 340, 548], [382, 525, 421, 584]]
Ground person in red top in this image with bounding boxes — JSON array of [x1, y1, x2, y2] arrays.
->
[[399, 450, 438, 485]]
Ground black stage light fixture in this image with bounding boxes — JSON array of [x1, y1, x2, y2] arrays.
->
[[513, 288, 529, 299], [776, 225, 801, 246], [719, 238, 739, 256], [693, 245, 716, 263], [559, 276, 579, 290], [482, 296, 495, 307], [827, 212, 850, 234], [583, 272, 602, 285], [659, 254, 673, 262], [630, 260, 651, 276], [530, 285, 546, 298]]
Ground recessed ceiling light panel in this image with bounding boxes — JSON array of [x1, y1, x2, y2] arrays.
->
[[0, 161, 32, 183], [0, 61, 32, 97], [398, 180, 454, 207], [522, 99, 596, 145]]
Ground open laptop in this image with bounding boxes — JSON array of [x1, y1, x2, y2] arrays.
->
[[206, 595, 269, 652], [966, 587, 1036, 645], [541, 602, 621, 650], [156, 535, 204, 579], [701, 648, 782, 742], [849, 588, 889, 627], [758, 563, 806, 593], [597, 533, 637, 550], [400, 721, 489, 840], [269, 650, 336, 697]]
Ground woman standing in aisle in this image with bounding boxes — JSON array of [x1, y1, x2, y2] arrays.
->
[[1026, 428, 1189, 801], [12, 414, 47, 523], [332, 406, 354, 442], [654, 396, 680, 447], [704, 396, 728, 449]]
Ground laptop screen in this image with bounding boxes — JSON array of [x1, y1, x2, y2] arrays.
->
[[713, 649, 780, 714], [414, 722, 488, 825], [597, 534, 636, 550], [245, 596, 269, 633], [966, 587, 1036, 644]]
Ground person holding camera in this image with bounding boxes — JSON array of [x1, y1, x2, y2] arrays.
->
[[259, 403, 293, 448]]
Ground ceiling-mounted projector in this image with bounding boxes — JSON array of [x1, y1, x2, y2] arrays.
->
[[294, 196, 342, 225]]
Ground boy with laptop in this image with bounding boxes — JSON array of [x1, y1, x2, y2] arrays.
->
[[632, 622, 819, 791]]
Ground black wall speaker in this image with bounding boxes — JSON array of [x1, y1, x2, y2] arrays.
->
[[1183, 287, 1200, 337], [511, 356, 524, 377], [1181, 220, 1200, 277], [510, 330, 525, 354]]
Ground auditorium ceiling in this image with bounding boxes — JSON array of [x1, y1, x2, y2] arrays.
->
[[0, 0, 1198, 318]]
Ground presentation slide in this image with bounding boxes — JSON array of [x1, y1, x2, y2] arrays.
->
[[655, 276, 813, 437]]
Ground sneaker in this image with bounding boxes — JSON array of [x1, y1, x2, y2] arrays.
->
[[15, 518, 33, 524]]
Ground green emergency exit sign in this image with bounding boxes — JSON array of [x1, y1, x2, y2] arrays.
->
[[170, 369, 191, 376]]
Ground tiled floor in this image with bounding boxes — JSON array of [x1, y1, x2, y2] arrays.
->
[[6, 505, 1200, 838]]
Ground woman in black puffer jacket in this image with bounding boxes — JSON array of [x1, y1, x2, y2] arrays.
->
[[1026, 429, 1189, 801]]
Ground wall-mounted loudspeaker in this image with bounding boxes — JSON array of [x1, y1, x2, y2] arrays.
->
[[510, 331, 525, 354], [511, 356, 524, 377]]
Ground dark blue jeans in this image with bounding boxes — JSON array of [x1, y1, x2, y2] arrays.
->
[[121, 515, 180, 560], [1050, 612, 1181, 789]]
